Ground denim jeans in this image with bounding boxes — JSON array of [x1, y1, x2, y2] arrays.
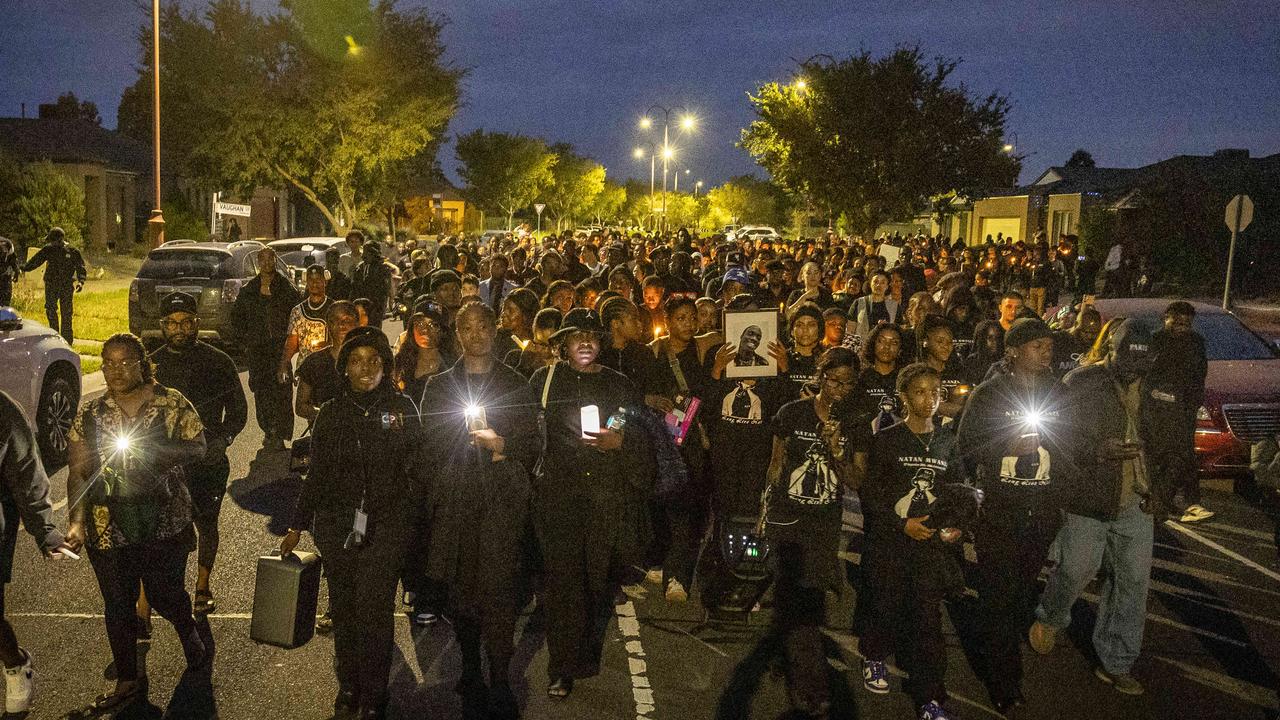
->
[[1036, 502, 1153, 674]]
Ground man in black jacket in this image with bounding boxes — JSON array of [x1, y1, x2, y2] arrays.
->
[[152, 292, 247, 613], [350, 242, 392, 329], [231, 247, 300, 450], [955, 318, 1071, 718], [0, 391, 74, 714], [1029, 319, 1155, 697], [1148, 302, 1209, 522], [21, 227, 86, 342]]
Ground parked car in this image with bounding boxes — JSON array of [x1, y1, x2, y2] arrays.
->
[[1059, 298, 1280, 475], [267, 237, 347, 287], [733, 226, 782, 244], [480, 229, 511, 246], [128, 240, 267, 349], [0, 307, 81, 470]]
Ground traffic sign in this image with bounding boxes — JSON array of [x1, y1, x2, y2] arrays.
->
[[1225, 194, 1253, 232], [534, 203, 546, 216], [214, 201, 252, 218]]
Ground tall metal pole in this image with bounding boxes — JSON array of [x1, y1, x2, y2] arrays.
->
[[147, 0, 166, 248], [661, 123, 669, 235], [1222, 199, 1244, 310], [649, 154, 656, 232]]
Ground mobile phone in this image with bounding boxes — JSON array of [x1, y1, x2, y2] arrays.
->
[[580, 404, 601, 438], [465, 406, 487, 432]]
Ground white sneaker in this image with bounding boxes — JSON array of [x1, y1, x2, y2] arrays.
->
[[4, 649, 33, 714], [1180, 505, 1215, 523], [645, 567, 663, 585], [665, 578, 688, 603]]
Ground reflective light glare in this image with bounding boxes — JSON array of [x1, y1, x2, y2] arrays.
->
[[680, 115, 696, 130], [662, 147, 674, 160], [114, 436, 131, 452], [464, 404, 482, 419], [794, 78, 807, 90], [1025, 410, 1043, 429]]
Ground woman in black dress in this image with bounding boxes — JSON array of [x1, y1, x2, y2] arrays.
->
[[417, 301, 540, 717], [530, 308, 652, 699]]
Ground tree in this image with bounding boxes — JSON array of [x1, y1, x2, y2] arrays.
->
[[0, 158, 87, 251], [42, 92, 101, 126], [1065, 149, 1096, 169], [116, 0, 463, 232], [705, 175, 785, 227], [544, 143, 606, 231], [455, 130, 557, 230], [740, 46, 1019, 238], [589, 179, 627, 225]]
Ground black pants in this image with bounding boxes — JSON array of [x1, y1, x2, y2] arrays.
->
[[860, 553, 948, 707], [0, 280, 12, 307], [647, 444, 710, 589], [88, 539, 203, 682], [189, 457, 229, 570], [317, 531, 405, 712], [773, 540, 830, 711], [1152, 412, 1199, 510], [247, 357, 294, 440], [538, 510, 615, 681], [973, 503, 1059, 705], [44, 286, 74, 343]]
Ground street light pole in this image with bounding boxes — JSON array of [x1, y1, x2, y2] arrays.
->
[[661, 122, 669, 234], [148, 0, 165, 248]]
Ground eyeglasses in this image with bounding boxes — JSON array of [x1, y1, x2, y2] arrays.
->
[[102, 359, 142, 372], [161, 318, 196, 330], [822, 376, 855, 390]]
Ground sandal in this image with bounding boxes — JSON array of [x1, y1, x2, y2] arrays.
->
[[91, 681, 145, 711], [193, 591, 216, 615]]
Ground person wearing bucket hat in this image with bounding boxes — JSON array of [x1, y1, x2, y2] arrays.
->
[[281, 326, 421, 719], [21, 226, 86, 342], [529, 306, 649, 700], [956, 315, 1071, 716], [1030, 319, 1155, 696], [151, 291, 246, 616]]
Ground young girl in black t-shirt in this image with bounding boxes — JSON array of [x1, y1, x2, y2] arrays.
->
[[855, 363, 965, 720], [763, 347, 858, 717]]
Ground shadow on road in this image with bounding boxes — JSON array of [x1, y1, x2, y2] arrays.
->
[[228, 449, 299, 537]]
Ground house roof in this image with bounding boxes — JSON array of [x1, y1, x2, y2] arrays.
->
[[0, 118, 152, 174], [994, 150, 1280, 200]]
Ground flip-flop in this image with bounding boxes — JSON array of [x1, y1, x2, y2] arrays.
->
[[91, 682, 144, 711], [193, 592, 216, 615]]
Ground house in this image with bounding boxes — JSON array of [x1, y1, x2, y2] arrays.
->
[[967, 149, 1279, 246], [0, 117, 156, 251], [399, 178, 482, 235]]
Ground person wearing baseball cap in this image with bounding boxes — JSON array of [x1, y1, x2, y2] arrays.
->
[[150, 291, 246, 616], [955, 315, 1070, 716]]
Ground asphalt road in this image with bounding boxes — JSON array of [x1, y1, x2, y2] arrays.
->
[[10, 324, 1280, 720]]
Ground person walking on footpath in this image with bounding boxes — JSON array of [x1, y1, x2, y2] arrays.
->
[[150, 292, 247, 615], [955, 318, 1071, 718], [1029, 319, 1156, 696], [0, 238, 20, 307], [63, 334, 209, 713], [0, 391, 76, 714], [231, 247, 301, 451], [21, 227, 86, 343]]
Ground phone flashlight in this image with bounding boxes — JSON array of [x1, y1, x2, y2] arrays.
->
[[1025, 410, 1043, 431], [115, 435, 130, 452], [464, 404, 487, 432]]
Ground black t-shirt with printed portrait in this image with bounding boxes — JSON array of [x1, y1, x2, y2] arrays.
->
[[849, 366, 901, 449], [706, 376, 792, 518], [861, 421, 962, 542], [771, 398, 851, 512]]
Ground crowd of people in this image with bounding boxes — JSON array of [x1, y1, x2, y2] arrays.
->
[[0, 223, 1226, 720]]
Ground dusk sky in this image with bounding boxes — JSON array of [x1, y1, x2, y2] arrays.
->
[[4, 0, 1279, 187]]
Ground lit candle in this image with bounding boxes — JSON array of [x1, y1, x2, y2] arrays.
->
[[517, 337, 530, 350], [653, 326, 663, 340]]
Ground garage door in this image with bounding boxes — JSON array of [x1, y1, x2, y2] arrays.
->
[[979, 217, 1022, 243]]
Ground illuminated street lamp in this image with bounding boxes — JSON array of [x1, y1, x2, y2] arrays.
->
[[695, 180, 704, 197], [639, 104, 696, 234]]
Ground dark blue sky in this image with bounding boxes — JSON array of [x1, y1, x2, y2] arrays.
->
[[4, 0, 1279, 186]]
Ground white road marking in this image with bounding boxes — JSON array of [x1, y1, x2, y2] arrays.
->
[[1151, 655, 1279, 710], [51, 497, 67, 512], [1201, 521, 1275, 542], [10, 611, 253, 619], [615, 601, 656, 719], [1165, 520, 1280, 584]]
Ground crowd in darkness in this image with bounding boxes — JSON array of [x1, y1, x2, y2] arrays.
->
[[0, 223, 1220, 720]]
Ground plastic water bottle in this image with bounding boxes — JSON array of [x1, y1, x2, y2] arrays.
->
[[606, 407, 627, 432]]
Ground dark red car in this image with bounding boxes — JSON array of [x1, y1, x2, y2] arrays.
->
[[1058, 299, 1280, 475]]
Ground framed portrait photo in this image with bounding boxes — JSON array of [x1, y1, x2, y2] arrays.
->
[[723, 309, 779, 378]]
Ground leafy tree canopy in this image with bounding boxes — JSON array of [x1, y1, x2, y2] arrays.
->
[[1065, 149, 1096, 169], [42, 92, 101, 126], [741, 46, 1019, 238], [455, 130, 556, 230], [705, 175, 786, 228], [117, 0, 462, 232], [0, 155, 87, 251], [544, 143, 606, 231]]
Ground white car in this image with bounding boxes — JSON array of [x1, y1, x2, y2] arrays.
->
[[735, 226, 782, 243], [267, 237, 349, 286], [0, 307, 82, 470]]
